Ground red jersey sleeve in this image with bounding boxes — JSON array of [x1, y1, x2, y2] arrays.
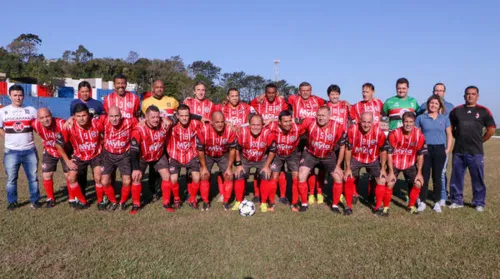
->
[[287, 95, 297, 104], [317, 97, 326, 106], [416, 133, 427, 155]]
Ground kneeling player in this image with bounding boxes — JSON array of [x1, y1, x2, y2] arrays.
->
[[344, 112, 388, 215], [234, 114, 276, 212], [197, 111, 237, 211], [55, 104, 104, 209], [269, 110, 305, 211], [130, 106, 171, 214], [385, 112, 427, 216]]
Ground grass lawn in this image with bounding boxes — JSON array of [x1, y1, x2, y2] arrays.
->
[[1, 137, 499, 278]]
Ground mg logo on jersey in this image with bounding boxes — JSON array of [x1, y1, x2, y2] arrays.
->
[[79, 142, 97, 151], [106, 139, 126, 148], [13, 122, 24, 132], [149, 142, 163, 151], [394, 148, 413, 155], [299, 109, 316, 118], [177, 142, 192, 150]]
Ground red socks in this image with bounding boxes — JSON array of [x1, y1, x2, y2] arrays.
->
[[43, 179, 55, 201], [171, 182, 180, 201], [291, 178, 299, 205], [70, 183, 87, 204], [66, 179, 75, 201], [344, 178, 355, 208], [375, 184, 386, 210], [103, 185, 117, 203], [278, 172, 287, 198], [383, 187, 393, 208], [253, 179, 260, 198], [260, 180, 269, 204], [217, 175, 224, 197], [200, 180, 210, 203], [332, 182, 343, 206], [131, 183, 142, 206], [268, 180, 277, 204], [298, 181, 308, 205], [120, 185, 131, 204], [408, 185, 421, 208], [161, 180, 171, 205], [234, 180, 245, 202], [308, 175, 316, 195], [223, 180, 233, 203]]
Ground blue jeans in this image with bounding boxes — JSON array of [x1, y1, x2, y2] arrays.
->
[[441, 154, 449, 200], [450, 153, 486, 207], [4, 148, 40, 203]]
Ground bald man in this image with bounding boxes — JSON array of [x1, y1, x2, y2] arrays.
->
[[141, 80, 179, 117], [31, 108, 68, 207]]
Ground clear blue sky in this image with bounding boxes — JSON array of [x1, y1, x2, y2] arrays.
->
[[1, 0, 499, 121]]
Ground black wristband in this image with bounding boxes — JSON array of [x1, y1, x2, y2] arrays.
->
[[233, 161, 242, 166]]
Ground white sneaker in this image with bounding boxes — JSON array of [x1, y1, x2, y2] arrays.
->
[[448, 203, 464, 209], [476, 206, 485, 212], [417, 202, 426, 212], [439, 199, 446, 207], [433, 204, 442, 213]]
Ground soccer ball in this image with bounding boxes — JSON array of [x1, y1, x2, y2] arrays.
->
[[238, 200, 256, 217]]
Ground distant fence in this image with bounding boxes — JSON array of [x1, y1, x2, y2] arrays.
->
[[0, 96, 74, 119]]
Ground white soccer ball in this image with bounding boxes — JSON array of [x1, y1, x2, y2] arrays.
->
[[238, 200, 256, 217]]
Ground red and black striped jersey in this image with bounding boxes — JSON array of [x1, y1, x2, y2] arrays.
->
[[237, 127, 275, 162], [97, 115, 138, 154], [220, 102, 254, 126], [267, 122, 306, 156], [250, 97, 290, 122], [183, 97, 215, 119], [302, 118, 345, 158], [57, 118, 103, 161], [327, 101, 350, 130], [167, 120, 202, 164], [131, 124, 168, 162], [350, 98, 384, 126], [103, 91, 141, 119], [288, 95, 325, 120], [196, 123, 237, 158], [31, 118, 66, 158], [347, 124, 387, 164], [388, 127, 427, 170]]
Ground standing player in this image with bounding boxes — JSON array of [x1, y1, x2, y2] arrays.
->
[[197, 111, 237, 210], [55, 104, 104, 209], [167, 105, 204, 209], [383, 78, 419, 131], [103, 74, 141, 119], [350, 83, 385, 126], [31, 108, 68, 207], [233, 115, 276, 212], [98, 106, 138, 210], [221, 88, 254, 131], [141, 80, 179, 117], [70, 81, 105, 117], [130, 106, 171, 214], [326, 84, 350, 128], [385, 112, 427, 216], [344, 112, 389, 215], [297, 106, 346, 212], [183, 81, 215, 120], [269, 110, 306, 211]]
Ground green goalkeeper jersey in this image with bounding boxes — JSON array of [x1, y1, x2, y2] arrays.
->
[[383, 96, 419, 130]]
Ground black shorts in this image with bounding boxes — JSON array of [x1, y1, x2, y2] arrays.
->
[[271, 150, 301, 172], [73, 154, 102, 173], [299, 151, 338, 173], [237, 157, 270, 180], [351, 159, 381, 178], [42, 152, 69, 173], [393, 166, 417, 184], [168, 157, 200, 175], [205, 153, 230, 173], [139, 154, 169, 174], [101, 149, 132, 176]]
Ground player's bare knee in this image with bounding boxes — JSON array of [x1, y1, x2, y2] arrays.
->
[[42, 172, 53, 181]]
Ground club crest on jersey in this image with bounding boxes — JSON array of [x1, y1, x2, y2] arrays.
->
[[475, 113, 480, 119], [289, 136, 297, 142], [25, 109, 30, 114], [326, 134, 334, 141], [13, 122, 24, 132], [204, 107, 210, 113], [127, 102, 133, 108], [90, 131, 98, 138]]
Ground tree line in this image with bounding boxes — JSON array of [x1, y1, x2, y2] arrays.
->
[[0, 33, 297, 102]]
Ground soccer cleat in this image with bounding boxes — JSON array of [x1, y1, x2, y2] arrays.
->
[[97, 202, 107, 211], [30, 202, 42, 209], [163, 204, 175, 213], [374, 208, 384, 216], [268, 204, 275, 212], [299, 204, 308, 212], [404, 194, 409, 205], [317, 194, 324, 205], [433, 204, 442, 213], [448, 203, 464, 209], [344, 207, 353, 216], [439, 199, 446, 207], [340, 194, 345, 204], [308, 195, 315, 205], [130, 204, 140, 215], [223, 203, 231, 211], [120, 203, 127, 210], [409, 206, 418, 214], [331, 206, 341, 214], [231, 201, 241, 211], [417, 202, 426, 213], [252, 196, 260, 204], [46, 199, 55, 208], [260, 203, 268, 213], [188, 201, 198, 209], [382, 207, 390, 217], [352, 194, 359, 205], [202, 202, 210, 212], [108, 203, 119, 211], [476, 206, 485, 212], [7, 202, 19, 211], [75, 202, 88, 210], [279, 197, 289, 205], [291, 205, 299, 212], [174, 199, 182, 209]]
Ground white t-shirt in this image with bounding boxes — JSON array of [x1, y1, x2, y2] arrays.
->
[[0, 105, 37, 150]]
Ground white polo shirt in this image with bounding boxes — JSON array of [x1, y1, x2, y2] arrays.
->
[[0, 105, 37, 150]]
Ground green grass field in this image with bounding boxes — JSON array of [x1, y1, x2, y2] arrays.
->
[[1, 137, 499, 278]]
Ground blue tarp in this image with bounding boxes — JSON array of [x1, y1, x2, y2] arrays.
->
[[0, 96, 74, 119], [15, 83, 32, 96], [58, 87, 75, 98]]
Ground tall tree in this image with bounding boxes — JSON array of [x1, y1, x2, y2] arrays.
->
[[7, 33, 42, 62], [126, 51, 139, 64], [188, 60, 221, 84]]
